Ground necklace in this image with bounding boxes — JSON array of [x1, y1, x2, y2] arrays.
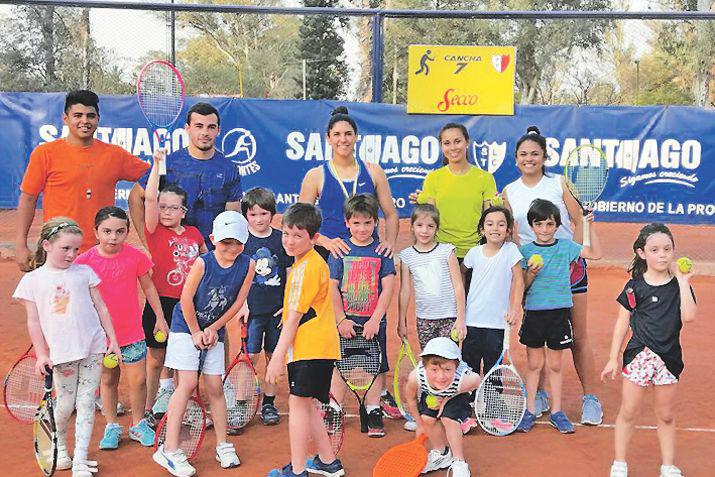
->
[[328, 158, 360, 199]]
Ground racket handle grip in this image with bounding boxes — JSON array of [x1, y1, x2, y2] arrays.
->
[[503, 325, 511, 350], [582, 218, 591, 248]]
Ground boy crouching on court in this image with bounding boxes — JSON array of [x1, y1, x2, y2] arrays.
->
[[265, 203, 345, 477], [405, 337, 481, 477], [153, 211, 255, 477]]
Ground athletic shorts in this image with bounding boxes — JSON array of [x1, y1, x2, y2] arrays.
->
[[120, 340, 147, 364], [164, 332, 225, 375], [246, 312, 282, 354], [462, 327, 504, 376], [418, 392, 471, 422], [287, 359, 335, 404], [622, 347, 678, 387], [142, 296, 179, 349], [570, 258, 589, 294], [416, 317, 456, 350], [347, 316, 389, 374], [519, 308, 573, 350]]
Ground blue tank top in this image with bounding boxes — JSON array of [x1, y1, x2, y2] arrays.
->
[[171, 251, 251, 342], [318, 161, 377, 240]]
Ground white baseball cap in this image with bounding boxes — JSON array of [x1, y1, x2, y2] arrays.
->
[[420, 337, 462, 361], [212, 211, 249, 244]]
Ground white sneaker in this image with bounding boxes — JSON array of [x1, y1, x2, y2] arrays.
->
[[153, 445, 196, 477], [223, 380, 237, 408], [403, 419, 417, 432], [660, 465, 684, 477], [72, 460, 98, 477], [447, 459, 470, 477], [152, 387, 174, 416], [609, 461, 628, 477], [422, 447, 453, 473], [215, 441, 240, 468], [56, 446, 72, 470]]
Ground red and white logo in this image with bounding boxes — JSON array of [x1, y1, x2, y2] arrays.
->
[[491, 54, 510, 73]]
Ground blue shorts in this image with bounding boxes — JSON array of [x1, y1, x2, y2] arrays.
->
[[347, 316, 389, 374], [246, 312, 282, 354], [120, 340, 147, 364]]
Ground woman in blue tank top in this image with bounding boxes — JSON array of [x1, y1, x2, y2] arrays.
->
[[298, 106, 399, 259]]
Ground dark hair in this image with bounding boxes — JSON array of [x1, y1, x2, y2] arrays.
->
[[410, 203, 440, 229], [94, 206, 130, 229], [438, 123, 470, 166], [282, 203, 322, 237], [160, 184, 188, 208], [344, 193, 379, 221], [526, 199, 562, 227], [64, 90, 99, 115], [31, 217, 83, 269], [477, 206, 514, 245], [628, 223, 675, 279], [516, 125, 548, 175], [241, 187, 277, 216], [186, 102, 220, 126], [326, 106, 357, 135]]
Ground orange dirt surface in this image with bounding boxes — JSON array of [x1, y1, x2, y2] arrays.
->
[[1, 212, 714, 476]]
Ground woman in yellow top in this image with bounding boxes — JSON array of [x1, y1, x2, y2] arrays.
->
[[409, 123, 498, 259]]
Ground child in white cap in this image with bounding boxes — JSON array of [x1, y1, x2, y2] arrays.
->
[[153, 211, 256, 477], [404, 337, 481, 477]]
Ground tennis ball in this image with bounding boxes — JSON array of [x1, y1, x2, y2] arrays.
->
[[103, 353, 119, 369], [425, 394, 439, 410], [528, 254, 543, 267], [154, 330, 167, 343], [677, 256, 692, 274], [450, 329, 459, 343]]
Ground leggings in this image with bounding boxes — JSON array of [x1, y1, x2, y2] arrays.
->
[[53, 354, 102, 461]]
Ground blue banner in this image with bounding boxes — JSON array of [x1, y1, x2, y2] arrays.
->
[[1, 92, 713, 224]]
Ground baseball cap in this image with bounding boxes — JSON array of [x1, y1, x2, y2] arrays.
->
[[420, 337, 462, 361], [212, 211, 249, 244]]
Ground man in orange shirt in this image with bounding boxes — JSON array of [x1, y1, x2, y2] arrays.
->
[[15, 90, 150, 270]]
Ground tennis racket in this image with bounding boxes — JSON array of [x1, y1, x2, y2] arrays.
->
[[224, 325, 261, 432], [564, 144, 609, 247], [33, 368, 57, 476], [474, 325, 526, 436], [314, 393, 345, 456], [393, 338, 418, 424], [3, 344, 44, 424], [335, 324, 382, 434], [136, 59, 186, 174], [372, 434, 428, 477], [154, 348, 207, 460]]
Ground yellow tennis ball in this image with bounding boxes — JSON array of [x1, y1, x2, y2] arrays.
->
[[425, 394, 439, 410], [528, 254, 543, 267], [490, 194, 504, 207], [103, 353, 119, 369], [450, 329, 459, 343], [154, 330, 167, 343], [677, 257, 692, 274]]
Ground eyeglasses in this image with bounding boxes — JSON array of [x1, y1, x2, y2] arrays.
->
[[158, 205, 187, 212]]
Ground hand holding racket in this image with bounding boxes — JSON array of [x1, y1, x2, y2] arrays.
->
[[224, 325, 261, 432], [4, 344, 44, 424], [33, 367, 57, 476], [564, 144, 609, 247]]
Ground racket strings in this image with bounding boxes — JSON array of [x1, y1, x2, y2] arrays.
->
[[33, 403, 56, 474], [337, 337, 381, 390], [476, 366, 526, 435], [156, 397, 205, 459], [5, 357, 44, 423], [568, 166, 608, 202], [225, 363, 260, 429], [315, 398, 344, 455], [138, 64, 183, 126]]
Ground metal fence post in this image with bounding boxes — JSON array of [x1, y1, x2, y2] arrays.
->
[[371, 12, 384, 103]]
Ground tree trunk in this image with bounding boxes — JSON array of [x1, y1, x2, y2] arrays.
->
[[38, 6, 56, 89], [81, 8, 91, 88]]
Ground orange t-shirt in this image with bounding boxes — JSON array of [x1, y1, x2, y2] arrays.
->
[[21, 138, 149, 251]]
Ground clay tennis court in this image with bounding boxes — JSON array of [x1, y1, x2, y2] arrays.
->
[[1, 212, 713, 476]]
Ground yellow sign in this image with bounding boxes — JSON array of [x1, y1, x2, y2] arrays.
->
[[407, 45, 515, 115]]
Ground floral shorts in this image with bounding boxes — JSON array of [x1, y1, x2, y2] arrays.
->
[[416, 317, 456, 350], [622, 347, 678, 387]]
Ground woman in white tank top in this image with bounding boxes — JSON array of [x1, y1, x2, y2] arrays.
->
[[502, 126, 603, 426]]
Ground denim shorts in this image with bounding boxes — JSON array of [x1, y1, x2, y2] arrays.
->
[[120, 340, 147, 364], [246, 313, 282, 354]]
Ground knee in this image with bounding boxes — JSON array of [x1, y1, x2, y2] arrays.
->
[[618, 403, 639, 422], [655, 406, 675, 425]]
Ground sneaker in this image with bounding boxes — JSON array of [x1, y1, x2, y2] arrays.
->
[[129, 418, 156, 447], [72, 459, 98, 477], [144, 410, 157, 430], [549, 411, 575, 434], [448, 459, 471, 477], [152, 387, 174, 418], [422, 447, 453, 473], [94, 396, 126, 416], [98, 423, 122, 450], [460, 417, 478, 435], [534, 389, 549, 417], [403, 418, 417, 432], [261, 402, 281, 426], [56, 446, 72, 470], [381, 391, 403, 420], [660, 465, 684, 477], [305, 454, 346, 477], [516, 410, 537, 433], [269, 463, 307, 477], [609, 461, 628, 477], [581, 394, 603, 426], [367, 408, 385, 438], [215, 441, 240, 468], [153, 445, 196, 477]]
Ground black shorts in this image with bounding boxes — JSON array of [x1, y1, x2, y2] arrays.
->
[[287, 359, 335, 404], [462, 327, 504, 376], [519, 308, 574, 350], [418, 392, 471, 422], [347, 316, 389, 374], [142, 296, 179, 349]]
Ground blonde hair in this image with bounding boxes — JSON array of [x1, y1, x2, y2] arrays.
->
[[31, 217, 83, 270]]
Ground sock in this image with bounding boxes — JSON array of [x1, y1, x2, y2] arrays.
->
[[381, 389, 388, 397], [365, 405, 380, 414], [613, 461, 627, 468], [159, 378, 174, 392], [263, 395, 275, 406]]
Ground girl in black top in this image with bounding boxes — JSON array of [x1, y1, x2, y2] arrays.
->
[[601, 224, 697, 477]]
